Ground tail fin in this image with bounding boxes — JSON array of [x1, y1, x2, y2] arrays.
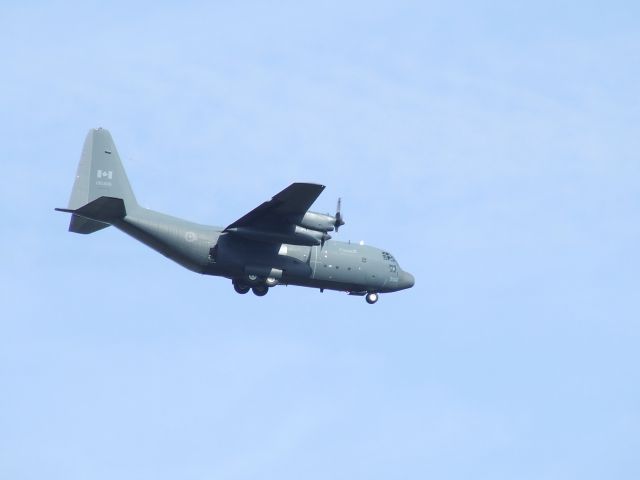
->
[[58, 128, 138, 234]]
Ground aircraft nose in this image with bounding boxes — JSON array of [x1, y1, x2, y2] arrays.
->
[[398, 270, 415, 290]]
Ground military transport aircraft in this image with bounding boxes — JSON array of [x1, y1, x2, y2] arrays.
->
[[56, 129, 414, 304]]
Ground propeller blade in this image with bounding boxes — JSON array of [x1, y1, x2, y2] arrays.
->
[[334, 197, 345, 232]]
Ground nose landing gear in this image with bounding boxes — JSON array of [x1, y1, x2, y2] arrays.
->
[[365, 292, 379, 304]]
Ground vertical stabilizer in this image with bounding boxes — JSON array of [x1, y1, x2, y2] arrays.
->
[[64, 128, 138, 233], [68, 128, 137, 209]]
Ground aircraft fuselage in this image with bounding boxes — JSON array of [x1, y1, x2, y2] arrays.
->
[[114, 206, 414, 294]]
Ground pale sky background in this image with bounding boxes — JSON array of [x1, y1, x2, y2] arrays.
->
[[1, 1, 639, 479]]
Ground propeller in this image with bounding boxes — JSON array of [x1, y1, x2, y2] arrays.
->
[[321, 198, 344, 248], [334, 197, 345, 232]]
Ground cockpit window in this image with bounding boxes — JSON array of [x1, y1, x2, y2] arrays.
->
[[382, 251, 396, 263]]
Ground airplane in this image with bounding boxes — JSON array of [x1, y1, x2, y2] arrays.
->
[[56, 128, 415, 304]]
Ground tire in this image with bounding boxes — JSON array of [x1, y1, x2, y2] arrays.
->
[[252, 285, 269, 297], [365, 292, 379, 304], [234, 282, 250, 294]]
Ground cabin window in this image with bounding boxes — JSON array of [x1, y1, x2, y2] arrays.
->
[[362, 257, 367, 263]]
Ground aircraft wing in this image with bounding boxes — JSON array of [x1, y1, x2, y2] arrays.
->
[[224, 182, 328, 245]]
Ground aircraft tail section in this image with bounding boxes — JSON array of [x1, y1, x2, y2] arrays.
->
[[56, 196, 126, 234], [59, 128, 138, 234]]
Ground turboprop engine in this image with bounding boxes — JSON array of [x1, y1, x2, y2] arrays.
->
[[226, 199, 344, 247], [226, 225, 330, 246], [293, 225, 331, 244], [294, 199, 345, 233], [296, 211, 338, 232]]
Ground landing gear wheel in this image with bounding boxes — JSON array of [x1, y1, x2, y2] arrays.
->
[[233, 282, 250, 294], [365, 292, 379, 304], [252, 285, 269, 297]]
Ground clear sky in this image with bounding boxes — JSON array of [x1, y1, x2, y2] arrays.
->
[[1, 1, 639, 479]]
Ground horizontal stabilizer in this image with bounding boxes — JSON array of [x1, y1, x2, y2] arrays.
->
[[67, 216, 110, 234], [55, 196, 126, 234]]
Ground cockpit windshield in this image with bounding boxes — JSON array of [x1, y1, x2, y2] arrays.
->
[[381, 251, 396, 263]]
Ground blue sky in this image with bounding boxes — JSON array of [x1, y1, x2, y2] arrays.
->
[[1, 1, 639, 479]]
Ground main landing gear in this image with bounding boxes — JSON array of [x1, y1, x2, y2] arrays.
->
[[252, 284, 269, 296], [365, 292, 379, 304], [233, 281, 269, 297], [233, 282, 251, 294]]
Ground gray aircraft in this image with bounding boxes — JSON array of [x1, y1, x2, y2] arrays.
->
[[56, 128, 414, 304]]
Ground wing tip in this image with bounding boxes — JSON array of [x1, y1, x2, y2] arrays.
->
[[291, 182, 325, 189]]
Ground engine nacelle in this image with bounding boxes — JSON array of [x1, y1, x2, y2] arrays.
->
[[227, 226, 330, 246], [296, 211, 337, 232], [293, 225, 331, 245]]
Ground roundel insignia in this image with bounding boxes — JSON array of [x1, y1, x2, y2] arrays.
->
[[185, 231, 197, 242]]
